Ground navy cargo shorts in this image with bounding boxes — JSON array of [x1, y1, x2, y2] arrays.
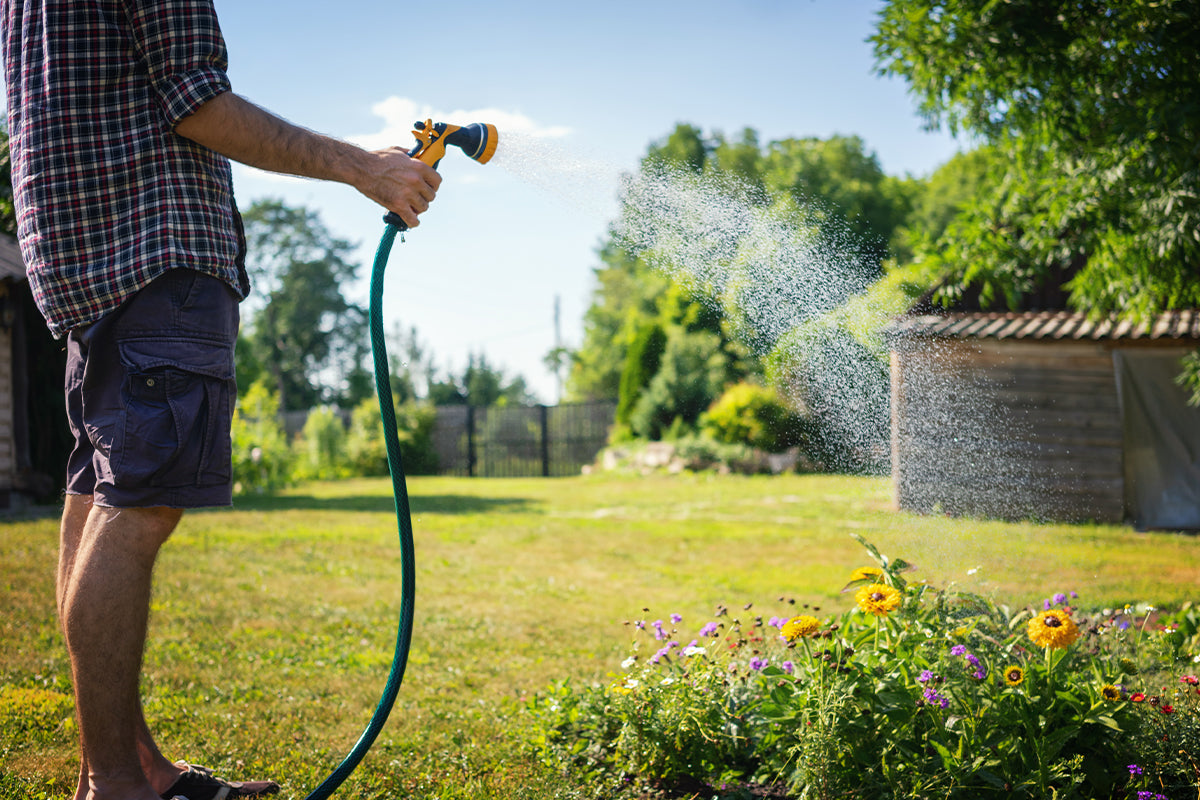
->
[[64, 269, 240, 508]]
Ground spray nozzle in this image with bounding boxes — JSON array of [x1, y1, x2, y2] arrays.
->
[[384, 119, 498, 230], [407, 119, 498, 168]]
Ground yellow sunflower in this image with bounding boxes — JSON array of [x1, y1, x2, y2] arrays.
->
[[849, 566, 883, 582], [1101, 684, 1122, 702], [1003, 666, 1025, 687], [781, 615, 821, 641], [1026, 609, 1080, 649], [855, 583, 902, 616]]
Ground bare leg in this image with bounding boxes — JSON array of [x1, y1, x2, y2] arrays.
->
[[59, 499, 183, 800]]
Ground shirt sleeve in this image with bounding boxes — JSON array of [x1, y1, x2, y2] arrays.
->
[[120, 0, 233, 127]]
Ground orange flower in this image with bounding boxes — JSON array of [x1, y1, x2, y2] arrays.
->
[[1027, 609, 1080, 649], [855, 583, 902, 616], [780, 615, 820, 641]]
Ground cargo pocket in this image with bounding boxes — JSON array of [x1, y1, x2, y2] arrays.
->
[[113, 337, 236, 489]]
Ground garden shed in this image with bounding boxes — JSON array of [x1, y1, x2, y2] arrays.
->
[[888, 309, 1200, 529], [0, 233, 68, 510]]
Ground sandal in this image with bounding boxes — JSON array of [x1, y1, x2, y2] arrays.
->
[[159, 762, 280, 799]]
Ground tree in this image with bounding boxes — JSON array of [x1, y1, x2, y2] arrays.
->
[[568, 124, 914, 404], [238, 199, 368, 411], [873, 0, 1200, 320], [428, 351, 533, 407]]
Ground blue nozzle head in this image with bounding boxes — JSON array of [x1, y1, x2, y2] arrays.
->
[[444, 122, 498, 164]]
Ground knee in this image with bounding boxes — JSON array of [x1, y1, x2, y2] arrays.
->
[[89, 505, 184, 559]]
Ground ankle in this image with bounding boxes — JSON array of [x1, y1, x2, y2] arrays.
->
[[144, 758, 185, 795], [83, 772, 164, 800]]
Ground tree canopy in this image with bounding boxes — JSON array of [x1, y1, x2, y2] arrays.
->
[[873, 0, 1200, 318]]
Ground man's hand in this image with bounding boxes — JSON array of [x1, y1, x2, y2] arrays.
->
[[175, 92, 441, 228]]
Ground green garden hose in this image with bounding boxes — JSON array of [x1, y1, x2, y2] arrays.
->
[[303, 220, 415, 800]]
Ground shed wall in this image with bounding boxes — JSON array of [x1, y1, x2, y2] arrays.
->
[[891, 338, 1125, 522]]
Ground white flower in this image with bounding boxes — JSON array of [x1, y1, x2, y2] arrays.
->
[[660, 677, 677, 686], [621, 656, 637, 669], [967, 567, 979, 576], [623, 678, 639, 689], [682, 645, 706, 657]]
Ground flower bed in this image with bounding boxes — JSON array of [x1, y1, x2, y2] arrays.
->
[[527, 536, 1200, 799]]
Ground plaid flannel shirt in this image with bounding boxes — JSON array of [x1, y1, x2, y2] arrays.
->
[[2, 0, 248, 337]]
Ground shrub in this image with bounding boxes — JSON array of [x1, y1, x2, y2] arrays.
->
[[630, 328, 728, 441], [528, 536, 1200, 799], [231, 379, 293, 495], [345, 397, 440, 477], [701, 382, 804, 453], [616, 323, 668, 429], [292, 405, 349, 481]]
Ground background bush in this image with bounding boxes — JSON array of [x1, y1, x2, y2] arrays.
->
[[702, 381, 805, 453]]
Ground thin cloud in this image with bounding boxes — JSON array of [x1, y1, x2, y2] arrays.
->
[[353, 96, 571, 151]]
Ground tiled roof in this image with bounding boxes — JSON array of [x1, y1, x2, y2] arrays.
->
[[889, 310, 1200, 341], [0, 234, 24, 281]]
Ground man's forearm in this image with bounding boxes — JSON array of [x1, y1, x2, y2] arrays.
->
[[174, 91, 440, 228], [175, 92, 369, 185]]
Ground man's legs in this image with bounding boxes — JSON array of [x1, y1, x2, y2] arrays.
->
[[59, 495, 185, 800]]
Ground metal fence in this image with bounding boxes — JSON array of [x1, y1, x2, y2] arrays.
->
[[430, 401, 616, 477]]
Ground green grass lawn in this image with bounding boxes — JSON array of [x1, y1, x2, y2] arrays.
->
[[2, 473, 1198, 799]]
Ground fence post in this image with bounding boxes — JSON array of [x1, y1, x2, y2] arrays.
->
[[466, 405, 477, 477], [539, 404, 550, 477]]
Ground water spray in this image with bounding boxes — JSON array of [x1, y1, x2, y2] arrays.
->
[[303, 118, 498, 800]]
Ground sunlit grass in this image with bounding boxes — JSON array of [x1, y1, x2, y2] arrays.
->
[[2, 473, 1197, 799]]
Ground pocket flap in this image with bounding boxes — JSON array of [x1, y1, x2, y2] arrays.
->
[[118, 337, 235, 380]]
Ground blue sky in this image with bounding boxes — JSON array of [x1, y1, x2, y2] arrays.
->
[[80, 1, 969, 401]]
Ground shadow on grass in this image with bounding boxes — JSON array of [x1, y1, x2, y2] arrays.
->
[[227, 493, 538, 515]]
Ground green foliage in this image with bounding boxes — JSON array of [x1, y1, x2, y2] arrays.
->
[[701, 382, 803, 454], [344, 397, 439, 477], [238, 199, 368, 411], [428, 351, 534, 408], [528, 536, 1200, 799], [615, 323, 667, 429], [0, 126, 16, 237], [1175, 351, 1200, 408], [767, 316, 890, 474], [873, 0, 1200, 320], [629, 327, 728, 441], [568, 123, 912, 407], [230, 379, 293, 495], [292, 405, 348, 482]]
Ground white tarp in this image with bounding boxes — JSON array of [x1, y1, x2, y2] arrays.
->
[[1113, 349, 1200, 530]]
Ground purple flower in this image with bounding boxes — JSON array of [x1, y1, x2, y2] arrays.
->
[[635, 620, 646, 630], [749, 657, 767, 671], [950, 645, 967, 657], [973, 666, 987, 680], [1128, 764, 1143, 777], [670, 613, 683, 624], [918, 670, 934, 684], [1053, 592, 1067, 605], [650, 645, 672, 665], [1043, 598, 1053, 610], [965, 654, 980, 667], [781, 661, 795, 674], [768, 616, 783, 628], [699, 621, 720, 637], [922, 687, 949, 709]]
